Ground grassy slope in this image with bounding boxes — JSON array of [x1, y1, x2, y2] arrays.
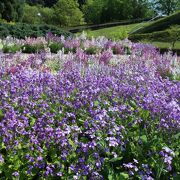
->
[[132, 11, 180, 34], [84, 23, 149, 40]]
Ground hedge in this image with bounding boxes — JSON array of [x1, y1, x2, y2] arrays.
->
[[0, 23, 72, 39], [129, 29, 180, 42], [132, 11, 180, 34]]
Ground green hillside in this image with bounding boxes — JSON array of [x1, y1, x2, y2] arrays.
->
[[81, 23, 149, 40], [132, 11, 180, 34]]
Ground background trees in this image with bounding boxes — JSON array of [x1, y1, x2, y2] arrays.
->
[[0, 0, 25, 22], [26, 0, 58, 7], [0, 0, 179, 26], [53, 0, 84, 27], [152, 0, 179, 15], [82, 0, 152, 24]]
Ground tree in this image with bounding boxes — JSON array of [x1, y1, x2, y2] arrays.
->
[[26, 0, 58, 7], [83, 0, 151, 24], [130, 0, 151, 19], [153, 0, 179, 15], [168, 25, 180, 48], [53, 0, 84, 27], [101, 0, 137, 22], [78, 0, 87, 8], [26, 0, 44, 6], [82, 0, 106, 24], [22, 4, 42, 24], [0, 0, 25, 22], [22, 4, 54, 25]]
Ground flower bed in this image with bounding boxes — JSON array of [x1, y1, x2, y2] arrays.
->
[[0, 35, 180, 179]]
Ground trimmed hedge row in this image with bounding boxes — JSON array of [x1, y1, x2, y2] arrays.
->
[[129, 29, 180, 42], [132, 11, 180, 34], [0, 23, 72, 39]]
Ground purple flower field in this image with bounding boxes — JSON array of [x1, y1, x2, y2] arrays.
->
[[0, 34, 180, 179]]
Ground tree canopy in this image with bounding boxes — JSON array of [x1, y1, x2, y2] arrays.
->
[[53, 0, 84, 27], [0, 0, 25, 22], [153, 0, 179, 15]]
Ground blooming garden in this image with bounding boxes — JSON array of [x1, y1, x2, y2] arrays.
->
[[0, 33, 180, 179]]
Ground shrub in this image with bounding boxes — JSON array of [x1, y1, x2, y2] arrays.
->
[[0, 22, 72, 39], [167, 25, 180, 48], [22, 44, 45, 54], [129, 29, 180, 42], [0, 25, 9, 38], [2, 45, 21, 53], [64, 47, 77, 54], [84, 46, 101, 55], [48, 42, 63, 53]]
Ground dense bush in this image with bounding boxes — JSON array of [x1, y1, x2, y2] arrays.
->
[[84, 46, 101, 55], [132, 11, 180, 34], [0, 0, 25, 22], [22, 44, 45, 53], [2, 45, 21, 53], [48, 42, 63, 53], [0, 22, 72, 39]]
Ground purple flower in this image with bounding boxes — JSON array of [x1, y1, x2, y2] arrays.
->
[[0, 154, 4, 163], [12, 172, 19, 177]]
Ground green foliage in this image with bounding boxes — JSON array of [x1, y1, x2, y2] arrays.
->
[[22, 4, 42, 24], [21, 44, 45, 53], [22, 4, 54, 25], [0, 26, 9, 38], [129, 28, 180, 43], [64, 47, 77, 54], [26, 0, 58, 7], [53, 0, 85, 27], [153, 0, 179, 15], [167, 25, 180, 48], [84, 46, 101, 55], [39, 6, 54, 25], [83, 0, 152, 24], [2, 45, 21, 53], [133, 11, 180, 34], [0, 22, 72, 39], [0, 0, 25, 22], [82, 0, 105, 24], [48, 42, 63, 53], [107, 31, 128, 40]]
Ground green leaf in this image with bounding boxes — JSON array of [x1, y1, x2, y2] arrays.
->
[[140, 135, 147, 143], [109, 157, 123, 163], [108, 174, 113, 180], [94, 100, 99, 106], [118, 172, 129, 179], [0, 109, 4, 119], [29, 116, 36, 126]]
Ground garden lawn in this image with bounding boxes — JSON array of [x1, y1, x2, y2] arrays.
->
[[84, 23, 149, 40]]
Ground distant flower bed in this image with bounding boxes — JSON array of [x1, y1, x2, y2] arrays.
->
[[0, 34, 180, 179]]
